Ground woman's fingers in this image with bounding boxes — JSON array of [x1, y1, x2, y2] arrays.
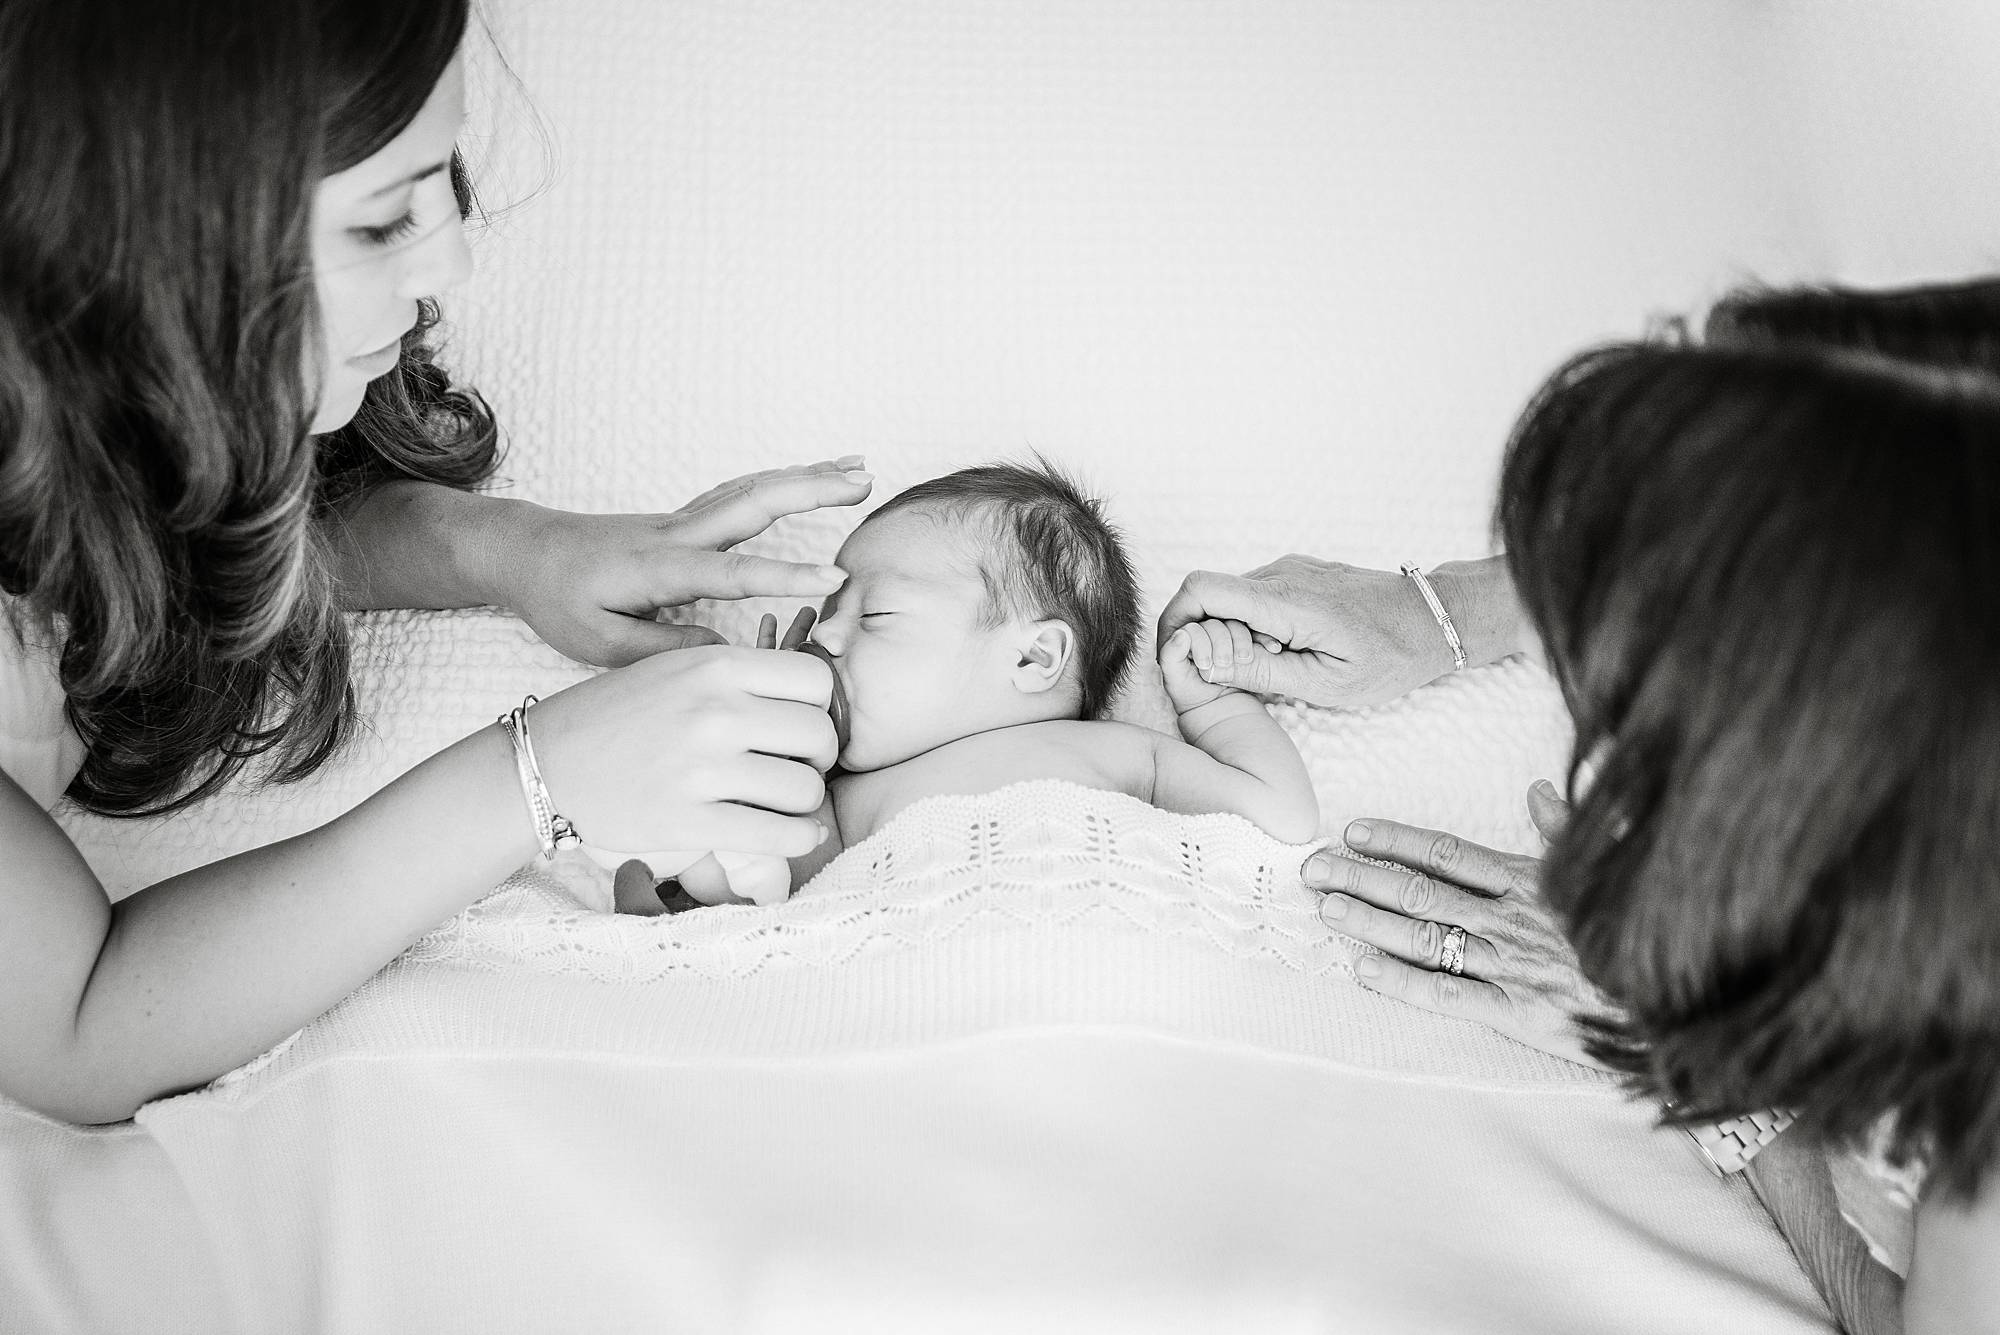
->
[[1526, 779, 1570, 844], [1317, 889, 1503, 977], [592, 618, 729, 667], [691, 803, 831, 859], [716, 752, 827, 814], [1304, 848, 1502, 934], [728, 699, 840, 772], [651, 548, 848, 606], [755, 613, 779, 650], [1155, 570, 1258, 650], [1342, 818, 1538, 899], [1348, 950, 1515, 1030], [667, 458, 875, 550]]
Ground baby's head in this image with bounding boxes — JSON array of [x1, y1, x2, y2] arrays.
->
[[810, 460, 1140, 772]]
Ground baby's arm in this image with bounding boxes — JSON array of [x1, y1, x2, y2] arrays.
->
[[1149, 619, 1320, 842]]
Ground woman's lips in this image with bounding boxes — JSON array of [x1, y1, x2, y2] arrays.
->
[[348, 337, 403, 375]]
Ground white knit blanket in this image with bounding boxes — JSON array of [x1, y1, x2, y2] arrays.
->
[[6, 780, 1831, 1333]]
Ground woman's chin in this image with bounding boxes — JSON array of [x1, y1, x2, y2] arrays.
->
[[307, 380, 366, 435]]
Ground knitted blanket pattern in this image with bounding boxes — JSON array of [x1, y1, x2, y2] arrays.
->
[[410, 780, 1345, 987]]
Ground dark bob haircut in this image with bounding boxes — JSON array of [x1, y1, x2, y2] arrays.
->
[[869, 460, 1141, 719], [1501, 341, 2000, 1200], [0, 0, 497, 814], [1706, 276, 2000, 379]]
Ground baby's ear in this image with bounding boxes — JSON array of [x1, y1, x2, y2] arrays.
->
[[1012, 619, 1076, 695]]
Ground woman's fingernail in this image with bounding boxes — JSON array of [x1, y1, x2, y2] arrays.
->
[[1301, 852, 1334, 884], [1355, 955, 1382, 981], [815, 565, 847, 583], [1319, 893, 1348, 921], [843, 470, 875, 486], [815, 821, 830, 844], [1347, 820, 1374, 849], [834, 454, 866, 469], [1533, 778, 1559, 800]]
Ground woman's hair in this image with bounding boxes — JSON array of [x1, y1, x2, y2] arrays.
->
[[1500, 341, 2000, 1199], [1706, 276, 2000, 378], [870, 460, 1141, 719], [0, 0, 498, 815]]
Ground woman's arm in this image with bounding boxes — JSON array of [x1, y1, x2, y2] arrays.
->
[[0, 646, 838, 1124], [323, 460, 875, 666], [1155, 553, 1536, 708], [1908, 1174, 2000, 1334]]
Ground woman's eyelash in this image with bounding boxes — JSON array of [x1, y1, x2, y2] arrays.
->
[[860, 612, 893, 620], [354, 211, 421, 247]]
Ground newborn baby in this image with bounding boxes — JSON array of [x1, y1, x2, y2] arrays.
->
[[616, 461, 1318, 912]]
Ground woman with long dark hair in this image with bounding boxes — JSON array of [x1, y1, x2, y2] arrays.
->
[[0, 0, 860, 1122]]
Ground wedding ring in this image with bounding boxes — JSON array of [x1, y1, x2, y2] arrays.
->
[[1438, 924, 1467, 976]]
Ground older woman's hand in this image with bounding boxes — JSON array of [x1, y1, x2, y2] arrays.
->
[[1156, 553, 1531, 708], [1304, 781, 1620, 1069], [504, 458, 875, 667]]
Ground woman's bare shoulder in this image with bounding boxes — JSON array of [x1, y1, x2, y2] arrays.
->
[[0, 598, 83, 809]]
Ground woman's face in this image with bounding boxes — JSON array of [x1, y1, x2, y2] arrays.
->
[[307, 53, 472, 434]]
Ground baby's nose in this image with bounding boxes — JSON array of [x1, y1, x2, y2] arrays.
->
[[809, 618, 850, 655]]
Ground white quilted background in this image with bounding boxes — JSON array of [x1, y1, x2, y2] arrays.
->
[[62, 0, 2000, 894]]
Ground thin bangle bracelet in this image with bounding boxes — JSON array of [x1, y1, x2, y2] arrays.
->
[[1399, 562, 1467, 671], [498, 695, 583, 857]]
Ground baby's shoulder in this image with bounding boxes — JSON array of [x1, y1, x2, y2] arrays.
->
[[1018, 718, 1163, 788]]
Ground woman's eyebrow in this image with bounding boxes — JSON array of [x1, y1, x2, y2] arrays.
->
[[363, 160, 449, 200]]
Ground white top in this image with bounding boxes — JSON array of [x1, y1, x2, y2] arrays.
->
[[0, 599, 83, 809]]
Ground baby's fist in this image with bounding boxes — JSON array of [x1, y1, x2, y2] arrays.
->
[[1160, 618, 1259, 713]]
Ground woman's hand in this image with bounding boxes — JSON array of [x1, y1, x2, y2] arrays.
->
[[1303, 781, 1620, 1069], [502, 458, 874, 667], [529, 644, 839, 859], [1155, 553, 1531, 708]]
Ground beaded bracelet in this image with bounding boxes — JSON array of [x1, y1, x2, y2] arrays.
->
[[497, 695, 582, 858]]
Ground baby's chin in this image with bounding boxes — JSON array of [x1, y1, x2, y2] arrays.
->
[[832, 736, 902, 774], [835, 722, 959, 774]]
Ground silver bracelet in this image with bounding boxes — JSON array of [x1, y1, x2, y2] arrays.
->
[[497, 695, 582, 858], [1674, 1106, 1798, 1177], [1398, 562, 1467, 671]]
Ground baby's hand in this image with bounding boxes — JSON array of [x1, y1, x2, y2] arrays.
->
[[754, 606, 819, 651], [1160, 618, 1265, 714]]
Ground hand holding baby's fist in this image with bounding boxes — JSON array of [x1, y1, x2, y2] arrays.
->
[[1160, 618, 1266, 713]]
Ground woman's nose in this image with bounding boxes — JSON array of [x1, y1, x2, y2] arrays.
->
[[397, 217, 473, 302]]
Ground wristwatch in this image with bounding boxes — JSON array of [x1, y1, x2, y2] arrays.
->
[[1678, 1107, 1798, 1176]]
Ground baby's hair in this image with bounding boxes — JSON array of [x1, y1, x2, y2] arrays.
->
[[869, 459, 1140, 719]]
